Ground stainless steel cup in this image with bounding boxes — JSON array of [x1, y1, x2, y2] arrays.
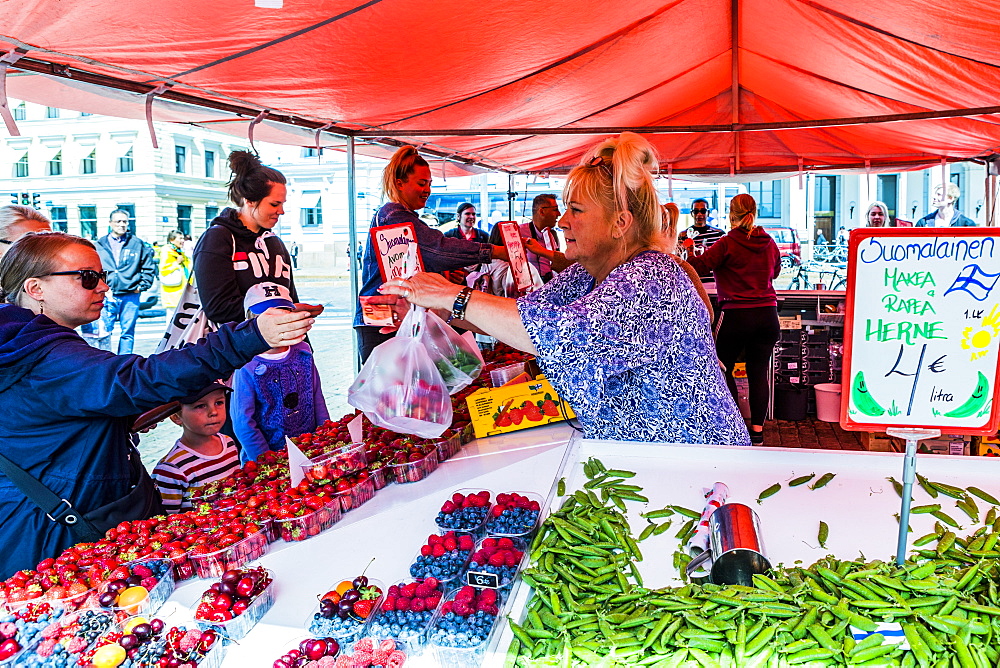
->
[[708, 503, 772, 586]]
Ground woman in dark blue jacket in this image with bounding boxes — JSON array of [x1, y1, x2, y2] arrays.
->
[[0, 232, 314, 579], [354, 147, 508, 362]]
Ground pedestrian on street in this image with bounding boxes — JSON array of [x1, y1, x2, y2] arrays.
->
[[89, 210, 156, 354]]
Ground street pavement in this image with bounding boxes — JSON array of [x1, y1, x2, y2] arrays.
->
[[130, 278, 358, 470]]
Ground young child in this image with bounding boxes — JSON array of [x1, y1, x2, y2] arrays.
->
[[232, 283, 330, 463], [152, 383, 240, 513]]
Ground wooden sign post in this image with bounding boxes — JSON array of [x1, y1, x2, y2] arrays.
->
[[842, 227, 1000, 562]]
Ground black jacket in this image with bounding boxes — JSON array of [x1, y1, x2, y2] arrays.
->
[[95, 233, 156, 295], [916, 210, 976, 227], [193, 208, 299, 325]]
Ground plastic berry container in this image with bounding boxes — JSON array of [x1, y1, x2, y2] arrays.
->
[[272, 500, 342, 542], [387, 449, 439, 485], [305, 578, 385, 643], [0, 605, 63, 666], [97, 559, 176, 619], [302, 443, 368, 483], [366, 580, 445, 655], [188, 529, 269, 579], [43, 585, 98, 612], [461, 536, 527, 590], [368, 464, 390, 490], [434, 489, 492, 534], [194, 570, 275, 643], [408, 531, 475, 585], [484, 491, 544, 538], [341, 637, 409, 665], [167, 548, 198, 582], [427, 587, 504, 668], [433, 433, 462, 462], [333, 475, 376, 513], [459, 423, 475, 445]]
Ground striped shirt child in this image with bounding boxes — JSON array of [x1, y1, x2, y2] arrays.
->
[[152, 434, 239, 513]]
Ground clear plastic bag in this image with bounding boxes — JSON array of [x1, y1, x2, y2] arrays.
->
[[347, 307, 452, 438], [420, 309, 484, 394]]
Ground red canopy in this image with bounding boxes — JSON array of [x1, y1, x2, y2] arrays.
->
[[4, 0, 1000, 175]]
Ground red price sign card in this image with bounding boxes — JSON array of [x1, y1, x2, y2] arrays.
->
[[842, 227, 1000, 435], [498, 221, 532, 292], [370, 222, 424, 281]]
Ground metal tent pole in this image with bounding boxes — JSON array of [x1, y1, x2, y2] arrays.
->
[[347, 136, 360, 373]]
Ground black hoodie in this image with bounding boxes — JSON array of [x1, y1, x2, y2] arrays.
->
[[193, 208, 299, 325]]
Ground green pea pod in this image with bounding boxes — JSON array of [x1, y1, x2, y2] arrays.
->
[[756, 483, 781, 504], [556, 477, 566, 496], [928, 480, 966, 499], [887, 476, 904, 497], [642, 508, 675, 519], [638, 523, 656, 541], [653, 521, 673, 536], [810, 472, 837, 490], [966, 486, 1000, 506], [671, 505, 701, 519], [911, 503, 941, 514], [789, 473, 815, 487], [818, 521, 829, 548], [930, 510, 961, 528], [916, 473, 939, 498], [956, 497, 979, 523]]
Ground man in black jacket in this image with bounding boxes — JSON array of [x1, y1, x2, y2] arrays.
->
[[91, 209, 156, 354]]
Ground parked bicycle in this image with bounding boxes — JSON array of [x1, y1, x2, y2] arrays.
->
[[812, 242, 847, 263], [786, 260, 847, 290]]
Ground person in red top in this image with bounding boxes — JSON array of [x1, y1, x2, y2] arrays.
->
[[688, 194, 781, 444], [444, 203, 490, 243]]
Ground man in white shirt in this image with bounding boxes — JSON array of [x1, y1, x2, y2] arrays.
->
[[519, 194, 570, 282]]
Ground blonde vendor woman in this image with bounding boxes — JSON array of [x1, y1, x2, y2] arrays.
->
[[160, 230, 190, 309]]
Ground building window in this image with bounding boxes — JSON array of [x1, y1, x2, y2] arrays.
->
[[303, 147, 320, 158], [49, 206, 68, 233], [814, 176, 838, 215], [204, 150, 215, 178], [80, 112, 92, 117], [46, 107, 60, 119], [748, 181, 782, 218], [47, 151, 63, 177], [82, 150, 97, 175], [13, 103, 26, 121], [177, 205, 192, 236], [205, 206, 219, 224], [950, 170, 963, 213], [79, 206, 98, 239], [117, 149, 133, 173], [301, 191, 323, 227], [877, 174, 898, 220], [175, 145, 187, 173], [14, 153, 28, 178]]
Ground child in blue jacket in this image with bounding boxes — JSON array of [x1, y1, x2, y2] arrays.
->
[[232, 283, 329, 462]]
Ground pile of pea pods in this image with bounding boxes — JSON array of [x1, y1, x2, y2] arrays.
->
[[505, 458, 1000, 667]]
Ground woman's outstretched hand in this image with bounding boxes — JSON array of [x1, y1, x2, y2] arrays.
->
[[256, 308, 314, 347], [379, 272, 464, 312]]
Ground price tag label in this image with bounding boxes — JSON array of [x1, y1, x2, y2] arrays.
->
[[466, 570, 500, 589]]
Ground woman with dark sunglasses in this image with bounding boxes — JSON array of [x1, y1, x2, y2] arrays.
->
[[0, 232, 316, 579]]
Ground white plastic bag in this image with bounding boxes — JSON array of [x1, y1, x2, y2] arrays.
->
[[420, 309, 483, 394], [347, 307, 452, 438]]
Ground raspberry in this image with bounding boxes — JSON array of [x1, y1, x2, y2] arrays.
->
[[482, 538, 497, 549], [41, 622, 61, 639], [66, 637, 88, 653], [443, 537, 457, 551], [431, 544, 446, 557], [179, 629, 202, 653], [36, 638, 58, 658], [452, 493, 465, 505], [354, 638, 374, 653], [427, 534, 441, 546], [424, 577, 440, 589], [414, 584, 432, 598], [371, 649, 390, 665], [132, 564, 154, 578], [420, 545, 432, 556], [455, 586, 474, 604], [401, 583, 418, 597], [351, 650, 373, 668], [140, 577, 158, 590], [488, 552, 506, 567], [458, 536, 474, 550], [506, 552, 520, 566], [316, 657, 336, 668], [440, 501, 456, 513], [497, 537, 514, 549], [395, 597, 410, 611], [480, 589, 497, 604], [410, 598, 425, 612]]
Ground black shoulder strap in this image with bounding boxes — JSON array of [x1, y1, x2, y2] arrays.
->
[[0, 451, 86, 529]]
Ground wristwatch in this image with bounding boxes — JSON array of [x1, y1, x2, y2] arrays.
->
[[448, 287, 473, 323]]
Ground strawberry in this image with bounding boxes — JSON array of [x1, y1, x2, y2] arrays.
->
[[353, 599, 375, 619]]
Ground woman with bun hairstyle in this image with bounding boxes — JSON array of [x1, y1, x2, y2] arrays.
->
[[194, 151, 299, 325], [688, 194, 781, 445], [0, 232, 314, 578], [380, 133, 749, 445], [0, 205, 51, 258], [355, 146, 508, 361]]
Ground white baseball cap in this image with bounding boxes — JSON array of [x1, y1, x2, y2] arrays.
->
[[244, 282, 295, 316]]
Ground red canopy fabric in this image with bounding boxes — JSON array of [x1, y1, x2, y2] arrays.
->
[[3, 0, 1000, 175]]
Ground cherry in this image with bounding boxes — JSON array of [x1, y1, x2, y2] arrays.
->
[[150, 618, 165, 635], [352, 575, 368, 589], [119, 634, 139, 650], [220, 569, 243, 585]]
